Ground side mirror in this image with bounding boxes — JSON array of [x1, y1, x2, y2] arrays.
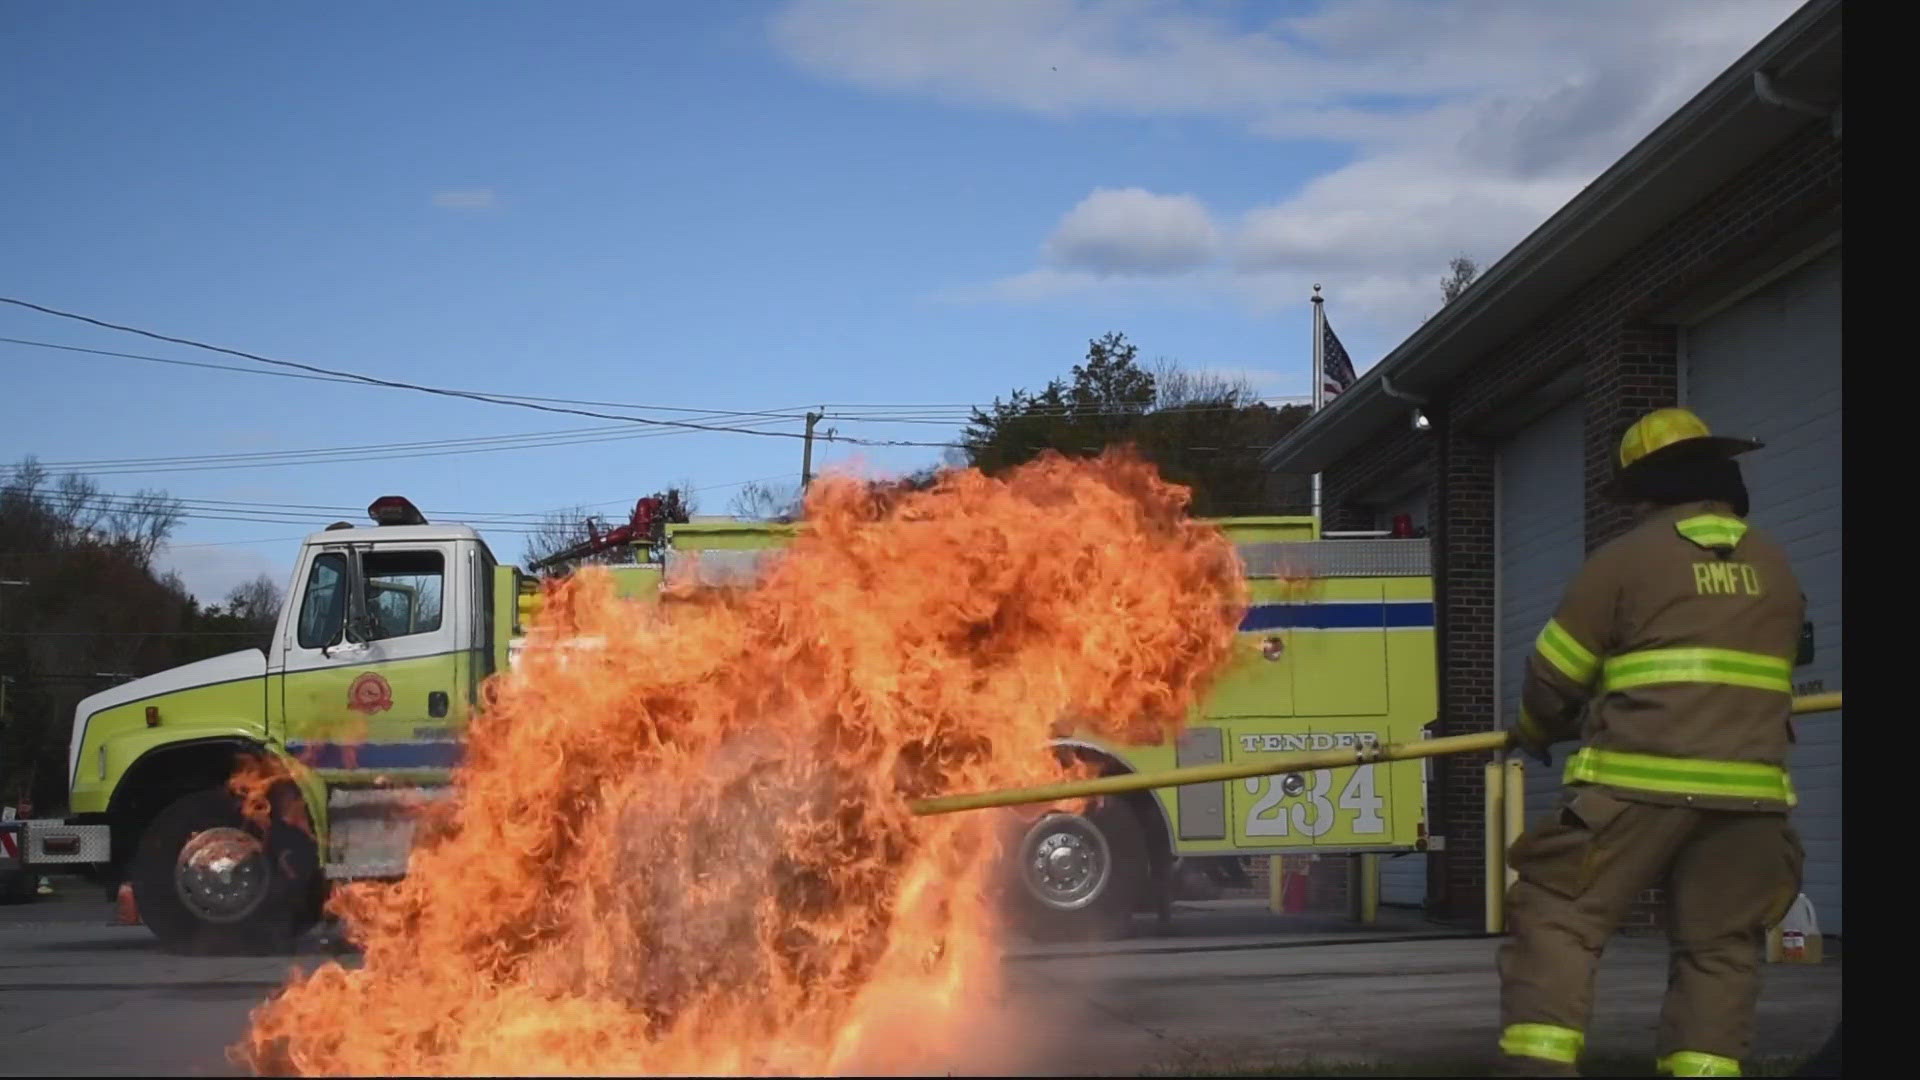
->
[[1795, 621, 1815, 668]]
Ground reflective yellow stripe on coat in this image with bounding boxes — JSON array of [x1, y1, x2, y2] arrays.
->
[[1535, 619, 1599, 687], [1601, 647, 1792, 696], [1564, 748, 1796, 807]]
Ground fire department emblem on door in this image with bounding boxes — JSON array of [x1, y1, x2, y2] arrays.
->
[[348, 672, 393, 715]]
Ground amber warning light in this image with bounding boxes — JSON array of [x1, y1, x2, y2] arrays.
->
[[368, 497, 427, 527]]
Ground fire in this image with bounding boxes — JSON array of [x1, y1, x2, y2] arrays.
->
[[239, 451, 1248, 1076], [229, 753, 311, 840]]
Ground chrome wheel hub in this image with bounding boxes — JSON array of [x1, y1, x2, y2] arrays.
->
[[1022, 815, 1110, 911], [175, 828, 269, 924]]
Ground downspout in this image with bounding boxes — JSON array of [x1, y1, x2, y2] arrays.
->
[[1383, 375, 1432, 432], [1427, 399, 1452, 916], [1754, 70, 1840, 141], [1381, 374, 1427, 406]]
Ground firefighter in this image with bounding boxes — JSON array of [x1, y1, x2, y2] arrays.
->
[[1495, 408, 1806, 1078]]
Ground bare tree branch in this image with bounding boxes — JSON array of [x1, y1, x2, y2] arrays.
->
[[728, 481, 800, 522]]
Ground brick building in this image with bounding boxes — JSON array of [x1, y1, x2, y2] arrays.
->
[[1262, 0, 1842, 931]]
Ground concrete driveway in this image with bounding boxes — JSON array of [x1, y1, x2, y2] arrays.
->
[[0, 890, 1839, 1076]]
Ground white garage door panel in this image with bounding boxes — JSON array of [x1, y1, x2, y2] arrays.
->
[[1380, 749, 1427, 906], [1686, 247, 1842, 933], [1786, 718, 1841, 928], [1380, 849, 1425, 908], [1498, 397, 1589, 825]]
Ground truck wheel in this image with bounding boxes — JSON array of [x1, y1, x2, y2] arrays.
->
[[1004, 800, 1149, 943], [132, 786, 319, 955]]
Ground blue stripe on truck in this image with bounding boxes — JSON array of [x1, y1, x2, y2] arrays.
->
[[1240, 601, 1434, 631], [285, 741, 463, 770]]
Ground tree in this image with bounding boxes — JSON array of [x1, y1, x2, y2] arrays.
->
[[219, 574, 283, 652], [729, 481, 800, 522], [960, 334, 1314, 517], [225, 574, 282, 627], [1, 458, 198, 812], [1440, 256, 1480, 306]]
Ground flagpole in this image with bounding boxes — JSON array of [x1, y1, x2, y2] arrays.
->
[[1311, 283, 1325, 528]]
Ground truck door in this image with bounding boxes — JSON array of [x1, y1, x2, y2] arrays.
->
[[278, 541, 467, 779]]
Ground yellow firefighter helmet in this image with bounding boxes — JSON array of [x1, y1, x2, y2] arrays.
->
[[1616, 408, 1762, 473]]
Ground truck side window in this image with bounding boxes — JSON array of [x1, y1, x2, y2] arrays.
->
[[296, 553, 348, 649], [361, 550, 444, 640]]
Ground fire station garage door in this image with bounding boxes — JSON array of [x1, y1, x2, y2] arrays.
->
[[1684, 246, 1842, 933], [1498, 396, 1588, 825]]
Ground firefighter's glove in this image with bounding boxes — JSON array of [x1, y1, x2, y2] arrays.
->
[[1507, 718, 1552, 769]]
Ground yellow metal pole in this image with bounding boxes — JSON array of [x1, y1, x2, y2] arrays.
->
[[1268, 856, 1286, 915], [909, 695, 1838, 819], [909, 729, 1514, 817], [1484, 760, 1505, 934], [1503, 758, 1526, 894]]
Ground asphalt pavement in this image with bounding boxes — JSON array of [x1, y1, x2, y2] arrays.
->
[[0, 883, 1841, 1076]]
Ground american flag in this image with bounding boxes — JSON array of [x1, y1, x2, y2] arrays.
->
[[1321, 314, 1357, 402]]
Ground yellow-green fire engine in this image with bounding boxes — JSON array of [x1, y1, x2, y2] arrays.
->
[[15, 496, 1435, 952]]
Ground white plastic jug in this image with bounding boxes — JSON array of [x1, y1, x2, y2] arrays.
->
[[1767, 893, 1823, 964]]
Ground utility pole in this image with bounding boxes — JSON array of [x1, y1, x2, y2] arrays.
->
[[0, 579, 26, 808], [801, 410, 823, 490]]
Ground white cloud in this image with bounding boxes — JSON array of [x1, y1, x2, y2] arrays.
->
[[775, 0, 1798, 335], [1043, 187, 1219, 274], [432, 188, 498, 211]]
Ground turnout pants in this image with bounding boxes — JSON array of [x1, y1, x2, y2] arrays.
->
[[1495, 785, 1803, 1077]]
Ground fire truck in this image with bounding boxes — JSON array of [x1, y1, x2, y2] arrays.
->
[[8, 496, 1435, 951]]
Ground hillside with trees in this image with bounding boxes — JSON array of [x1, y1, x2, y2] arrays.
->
[[0, 458, 277, 814]]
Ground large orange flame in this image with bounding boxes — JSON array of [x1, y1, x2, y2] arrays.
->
[[239, 451, 1248, 1076]]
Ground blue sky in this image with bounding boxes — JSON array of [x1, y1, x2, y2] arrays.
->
[[1, 1, 1795, 601]]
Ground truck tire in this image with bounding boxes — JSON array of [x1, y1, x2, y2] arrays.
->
[[1003, 800, 1149, 943], [132, 786, 319, 955]]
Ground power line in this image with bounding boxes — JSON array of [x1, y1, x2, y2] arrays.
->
[[0, 298, 954, 449], [18, 422, 678, 469], [0, 631, 266, 638], [0, 336, 817, 423], [4, 335, 1311, 423], [20, 476, 800, 523], [162, 536, 306, 548], [1, 416, 800, 477], [3, 326, 1305, 461], [0, 472, 809, 552]]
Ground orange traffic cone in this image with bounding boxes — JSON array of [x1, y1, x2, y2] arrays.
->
[[114, 882, 140, 926]]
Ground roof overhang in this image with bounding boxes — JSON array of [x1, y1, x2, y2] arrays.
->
[[1263, 0, 1841, 475]]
